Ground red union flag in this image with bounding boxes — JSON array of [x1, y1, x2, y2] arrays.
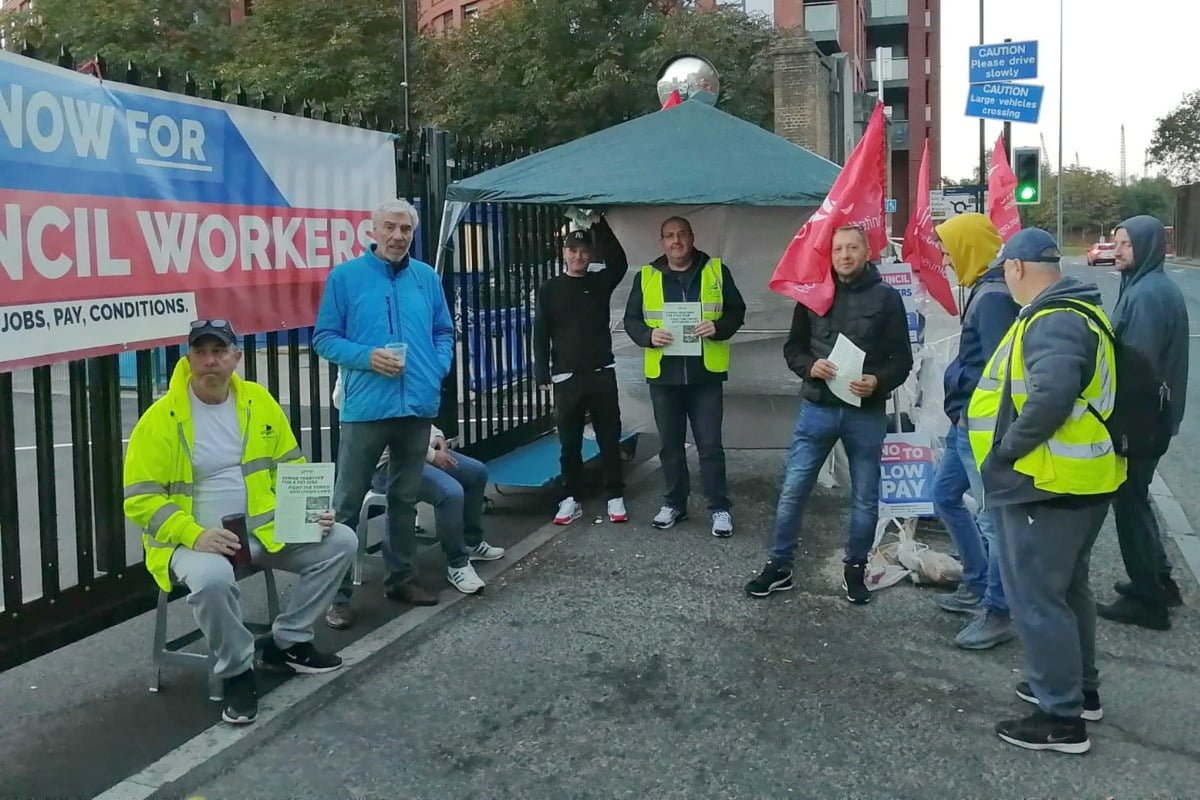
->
[[902, 139, 957, 315], [768, 102, 887, 316], [988, 135, 1022, 242], [661, 89, 683, 110]]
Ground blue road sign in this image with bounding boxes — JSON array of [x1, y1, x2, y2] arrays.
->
[[969, 40, 1038, 84], [885, 198, 898, 214], [965, 82, 1044, 124]]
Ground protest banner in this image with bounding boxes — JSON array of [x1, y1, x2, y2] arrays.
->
[[0, 52, 397, 371], [878, 432, 935, 518]]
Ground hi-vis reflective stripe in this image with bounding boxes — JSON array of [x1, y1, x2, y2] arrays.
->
[[644, 310, 664, 320], [242, 457, 274, 477], [967, 417, 994, 431], [144, 536, 175, 549], [125, 481, 167, 498], [147, 503, 183, 535], [278, 448, 303, 463], [249, 510, 275, 530], [975, 377, 1027, 394], [701, 303, 723, 314], [1048, 439, 1114, 459]]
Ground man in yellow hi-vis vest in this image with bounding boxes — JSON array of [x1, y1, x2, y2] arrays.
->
[[623, 216, 746, 536], [124, 321, 357, 726], [969, 229, 1126, 756]]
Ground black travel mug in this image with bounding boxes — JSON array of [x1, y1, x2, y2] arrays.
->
[[221, 513, 253, 569]]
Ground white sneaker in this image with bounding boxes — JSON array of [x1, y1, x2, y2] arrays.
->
[[447, 563, 485, 594], [711, 510, 734, 538], [469, 541, 506, 561], [554, 497, 582, 525], [607, 497, 628, 523], [651, 505, 686, 529]]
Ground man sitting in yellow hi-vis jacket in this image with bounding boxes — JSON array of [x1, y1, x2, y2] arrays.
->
[[123, 320, 355, 726]]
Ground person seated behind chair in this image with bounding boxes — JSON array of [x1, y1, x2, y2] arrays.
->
[[326, 373, 505, 630], [123, 320, 357, 726]]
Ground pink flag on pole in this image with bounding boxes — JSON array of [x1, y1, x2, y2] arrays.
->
[[902, 138, 957, 315], [769, 103, 888, 316], [988, 135, 1022, 242]]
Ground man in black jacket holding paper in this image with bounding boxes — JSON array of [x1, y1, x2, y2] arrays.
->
[[745, 225, 912, 604]]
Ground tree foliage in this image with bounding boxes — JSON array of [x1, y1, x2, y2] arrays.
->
[[219, 0, 408, 121], [2, 0, 772, 140], [1, 0, 233, 80], [414, 0, 776, 149], [1149, 89, 1200, 184], [1018, 168, 1176, 242]]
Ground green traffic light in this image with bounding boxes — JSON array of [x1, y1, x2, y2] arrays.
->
[[1018, 185, 1037, 201]]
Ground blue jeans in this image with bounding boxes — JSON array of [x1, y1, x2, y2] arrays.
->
[[932, 423, 1007, 613], [420, 454, 488, 559], [769, 402, 888, 566], [650, 383, 730, 512], [371, 453, 489, 569]]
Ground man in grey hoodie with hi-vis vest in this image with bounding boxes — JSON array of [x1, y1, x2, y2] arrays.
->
[[968, 228, 1125, 755], [1097, 215, 1190, 630]]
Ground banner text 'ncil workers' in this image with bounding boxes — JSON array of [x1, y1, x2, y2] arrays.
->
[[0, 194, 374, 304]]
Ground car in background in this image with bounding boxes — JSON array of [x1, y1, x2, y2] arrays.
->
[[1087, 241, 1117, 266]]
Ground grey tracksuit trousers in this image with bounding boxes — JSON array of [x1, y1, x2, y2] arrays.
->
[[169, 524, 357, 679], [994, 499, 1108, 719]]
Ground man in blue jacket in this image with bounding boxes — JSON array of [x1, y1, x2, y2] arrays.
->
[[1098, 215, 1190, 630], [929, 213, 1019, 649], [313, 199, 459, 630]]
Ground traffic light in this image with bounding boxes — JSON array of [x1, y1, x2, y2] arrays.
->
[[1013, 147, 1041, 205]]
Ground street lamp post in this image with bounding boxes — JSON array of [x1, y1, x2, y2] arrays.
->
[[400, 0, 411, 131], [1056, 0, 1064, 245]]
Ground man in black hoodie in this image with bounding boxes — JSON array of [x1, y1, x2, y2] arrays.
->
[[744, 225, 912, 605], [624, 216, 746, 537], [534, 215, 629, 527], [1098, 215, 1190, 630]]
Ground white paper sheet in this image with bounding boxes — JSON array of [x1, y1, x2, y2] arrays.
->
[[274, 463, 336, 543], [661, 302, 703, 357], [827, 334, 866, 408]]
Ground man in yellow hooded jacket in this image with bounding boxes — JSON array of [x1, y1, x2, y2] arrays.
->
[[123, 320, 357, 725], [929, 213, 1019, 650]]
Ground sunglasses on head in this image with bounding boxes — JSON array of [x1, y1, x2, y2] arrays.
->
[[190, 319, 232, 331]]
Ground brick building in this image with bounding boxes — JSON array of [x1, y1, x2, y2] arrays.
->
[[775, 0, 941, 232]]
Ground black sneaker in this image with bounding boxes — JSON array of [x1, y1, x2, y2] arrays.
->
[[1016, 681, 1103, 722], [745, 561, 794, 597], [221, 668, 258, 725], [995, 710, 1090, 754], [1115, 576, 1183, 608], [1097, 596, 1170, 631], [842, 563, 870, 605], [260, 640, 344, 675]]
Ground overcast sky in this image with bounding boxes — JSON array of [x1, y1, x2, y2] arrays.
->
[[742, 0, 1198, 180]]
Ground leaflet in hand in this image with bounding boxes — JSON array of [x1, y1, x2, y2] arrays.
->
[[826, 334, 866, 408], [662, 302, 703, 357], [274, 462, 335, 543]]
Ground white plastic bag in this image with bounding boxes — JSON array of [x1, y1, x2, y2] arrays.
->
[[866, 517, 912, 592], [897, 526, 964, 586]]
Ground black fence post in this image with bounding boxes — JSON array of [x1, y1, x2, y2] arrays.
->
[[89, 356, 125, 573], [0, 372, 21, 615], [425, 127, 459, 442]]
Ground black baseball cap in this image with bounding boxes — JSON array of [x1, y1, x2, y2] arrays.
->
[[188, 319, 238, 346], [563, 230, 590, 248]]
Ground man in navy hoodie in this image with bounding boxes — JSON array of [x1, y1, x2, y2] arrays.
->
[[1098, 215, 1190, 630], [313, 199, 458, 630], [929, 213, 1019, 650]]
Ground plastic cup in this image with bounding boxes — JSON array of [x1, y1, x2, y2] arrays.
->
[[385, 342, 407, 369]]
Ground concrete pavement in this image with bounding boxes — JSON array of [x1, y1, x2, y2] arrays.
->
[[164, 447, 1200, 799]]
